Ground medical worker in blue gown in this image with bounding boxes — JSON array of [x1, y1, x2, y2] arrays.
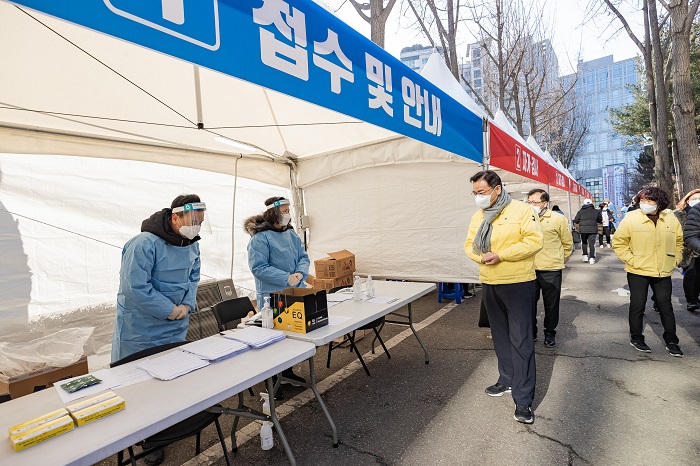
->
[[111, 194, 206, 363], [244, 196, 309, 385]]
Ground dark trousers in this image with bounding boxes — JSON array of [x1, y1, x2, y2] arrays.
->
[[483, 281, 536, 406], [682, 258, 700, 305], [580, 233, 597, 258], [598, 227, 611, 246], [627, 273, 678, 344], [534, 270, 563, 337]]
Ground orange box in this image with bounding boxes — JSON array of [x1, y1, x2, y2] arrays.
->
[[0, 356, 89, 400], [314, 250, 356, 279]]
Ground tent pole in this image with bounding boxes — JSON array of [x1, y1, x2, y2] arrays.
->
[[567, 189, 573, 220], [230, 155, 241, 280], [482, 117, 489, 170], [193, 65, 204, 129]]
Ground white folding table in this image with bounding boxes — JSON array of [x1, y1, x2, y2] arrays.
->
[[0, 338, 321, 466]]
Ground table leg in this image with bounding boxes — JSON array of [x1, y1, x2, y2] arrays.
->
[[266, 377, 297, 465], [408, 303, 430, 364], [307, 356, 339, 447]]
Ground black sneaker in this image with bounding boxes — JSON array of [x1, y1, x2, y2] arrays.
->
[[687, 302, 700, 312], [281, 368, 306, 386], [666, 343, 683, 357], [652, 303, 659, 313], [544, 335, 556, 348], [630, 340, 651, 353], [514, 405, 534, 424], [143, 448, 164, 466], [485, 383, 511, 397]]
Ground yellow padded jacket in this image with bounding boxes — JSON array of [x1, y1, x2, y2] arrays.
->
[[464, 200, 543, 285], [534, 209, 573, 271], [612, 209, 683, 277]]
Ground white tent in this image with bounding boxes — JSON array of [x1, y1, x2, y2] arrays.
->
[[0, 1, 487, 335]]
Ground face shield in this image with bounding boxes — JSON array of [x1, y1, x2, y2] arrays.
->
[[266, 199, 291, 226], [172, 202, 209, 239]]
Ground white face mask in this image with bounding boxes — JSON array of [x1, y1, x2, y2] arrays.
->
[[179, 225, 201, 240], [639, 203, 658, 215], [689, 200, 700, 208], [531, 204, 542, 215], [279, 213, 291, 226], [475, 194, 492, 210]]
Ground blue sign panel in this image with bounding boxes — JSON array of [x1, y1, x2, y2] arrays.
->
[[9, 0, 483, 162]]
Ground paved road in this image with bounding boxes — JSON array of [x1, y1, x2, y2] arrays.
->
[[96, 245, 700, 465]]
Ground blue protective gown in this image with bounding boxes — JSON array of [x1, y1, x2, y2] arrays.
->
[[248, 228, 310, 310], [111, 232, 200, 362]]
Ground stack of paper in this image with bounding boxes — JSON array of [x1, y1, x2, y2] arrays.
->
[[136, 351, 210, 380], [180, 336, 249, 361], [222, 326, 286, 349]]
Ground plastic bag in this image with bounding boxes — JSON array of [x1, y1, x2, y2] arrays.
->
[[0, 327, 94, 378]]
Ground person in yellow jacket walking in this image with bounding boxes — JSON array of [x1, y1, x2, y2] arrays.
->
[[527, 189, 573, 348], [465, 170, 543, 424], [612, 187, 684, 356]]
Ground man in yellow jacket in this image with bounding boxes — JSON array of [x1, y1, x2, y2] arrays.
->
[[612, 187, 684, 356], [464, 170, 543, 424], [527, 189, 573, 348]]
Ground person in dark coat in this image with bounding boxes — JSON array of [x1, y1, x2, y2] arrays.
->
[[573, 199, 603, 264], [680, 189, 700, 311]]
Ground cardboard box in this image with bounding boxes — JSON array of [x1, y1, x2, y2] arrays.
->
[[309, 273, 354, 291], [0, 356, 89, 400], [9, 408, 69, 436], [314, 250, 356, 278], [271, 288, 329, 333], [9, 414, 74, 452]]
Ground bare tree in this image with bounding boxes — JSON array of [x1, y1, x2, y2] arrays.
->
[[405, 0, 462, 79], [589, 0, 675, 196], [540, 85, 591, 169], [347, 0, 398, 47], [659, 0, 700, 193]]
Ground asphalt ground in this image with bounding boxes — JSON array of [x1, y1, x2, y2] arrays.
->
[[94, 244, 700, 466]]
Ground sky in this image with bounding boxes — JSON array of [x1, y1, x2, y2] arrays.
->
[[318, 0, 645, 76]]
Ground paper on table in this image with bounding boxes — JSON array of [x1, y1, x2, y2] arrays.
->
[[328, 315, 352, 326], [180, 336, 249, 361], [326, 292, 353, 303], [136, 351, 210, 381], [366, 296, 399, 304], [56, 365, 153, 403]]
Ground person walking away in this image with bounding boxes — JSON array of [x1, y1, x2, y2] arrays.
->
[[678, 189, 700, 311], [573, 199, 602, 264], [464, 170, 543, 424], [245, 196, 309, 385], [527, 189, 573, 348], [612, 187, 684, 356], [599, 203, 613, 248]]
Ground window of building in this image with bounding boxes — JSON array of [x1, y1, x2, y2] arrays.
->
[[473, 69, 481, 78], [598, 92, 607, 111], [473, 58, 481, 67], [611, 89, 621, 106], [472, 48, 481, 58], [422, 58, 429, 64], [598, 68, 609, 90], [613, 64, 623, 87], [474, 78, 482, 87], [586, 71, 595, 93]]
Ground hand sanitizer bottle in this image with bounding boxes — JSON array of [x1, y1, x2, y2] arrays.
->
[[353, 276, 362, 302], [260, 392, 274, 450], [367, 275, 375, 298], [261, 296, 273, 329]]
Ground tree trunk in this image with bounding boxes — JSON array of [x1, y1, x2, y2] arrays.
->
[[370, 0, 385, 47], [668, 0, 700, 193], [648, 0, 674, 196]]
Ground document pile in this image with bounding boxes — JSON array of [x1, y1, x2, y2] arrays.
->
[[180, 336, 249, 362], [222, 326, 286, 349], [136, 351, 209, 381]]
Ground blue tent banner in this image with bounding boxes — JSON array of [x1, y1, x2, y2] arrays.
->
[[8, 0, 483, 162]]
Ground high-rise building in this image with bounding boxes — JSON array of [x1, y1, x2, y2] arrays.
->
[[399, 44, 443, 71], [563, 55, 641, 206]]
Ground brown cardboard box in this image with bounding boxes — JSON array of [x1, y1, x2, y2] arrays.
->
[[0, 355, 89, 399], [309, 273, 354, 291], [271, 288, 329, 333], [314, 250, 356, 278]]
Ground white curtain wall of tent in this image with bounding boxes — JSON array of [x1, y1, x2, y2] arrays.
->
[[0, 0, 588, 359]]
